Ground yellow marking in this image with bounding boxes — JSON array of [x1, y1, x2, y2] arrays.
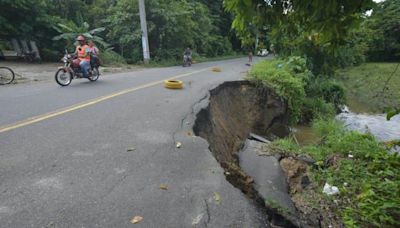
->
[[0, 67, 211, 133]]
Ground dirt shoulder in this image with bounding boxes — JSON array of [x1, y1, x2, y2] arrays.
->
[[0, 61, 143, 84]]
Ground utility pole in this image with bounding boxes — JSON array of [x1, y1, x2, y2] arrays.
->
[[138, 0, 150, 63]]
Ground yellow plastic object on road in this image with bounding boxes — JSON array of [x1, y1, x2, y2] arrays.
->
[[164, 80, 184, 89], [212, 67, 221, 72]]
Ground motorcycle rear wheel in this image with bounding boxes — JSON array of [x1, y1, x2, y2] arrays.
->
[[55, 69, 72, 86], [88, 68, 100, 82]]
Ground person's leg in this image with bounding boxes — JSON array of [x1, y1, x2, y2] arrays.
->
[[91, 56, 98, 68], [80, 60, 90, 77]]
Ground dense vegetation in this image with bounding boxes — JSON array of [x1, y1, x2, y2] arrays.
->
[[225, 0, 400, 75], [0, 0, 242, 63]]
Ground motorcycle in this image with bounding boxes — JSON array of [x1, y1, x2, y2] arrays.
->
[[55, 50, 100, 86], [182, 54, 192, 67]]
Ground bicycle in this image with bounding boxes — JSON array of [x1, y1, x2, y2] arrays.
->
[[0, 66, 15, 85]]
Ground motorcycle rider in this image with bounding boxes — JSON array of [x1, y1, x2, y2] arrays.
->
[[74, 35, 91, 78], [88, 40, 100, 68], [183, 47, 192, 63]]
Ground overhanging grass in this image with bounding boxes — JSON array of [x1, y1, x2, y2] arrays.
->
[[248, 59, 307, 124]]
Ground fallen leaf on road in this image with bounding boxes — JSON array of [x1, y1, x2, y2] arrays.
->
[[176, 142, 182, 148], [187, 131, 193, 136], [213, 192, 221, 204], [127, 147, 136, 152], [130, 216, 143, 224], [159, 184, 168, 190]]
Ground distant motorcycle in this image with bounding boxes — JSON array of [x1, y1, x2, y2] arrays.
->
[[182, 54, 192, 67], [55, 50, 100, 86]]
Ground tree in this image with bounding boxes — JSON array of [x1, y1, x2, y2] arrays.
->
[[365, 0, 400, 61], [103, 0, 236, 62], [224, 0, 375, 75], [53, 16, 110, 51]]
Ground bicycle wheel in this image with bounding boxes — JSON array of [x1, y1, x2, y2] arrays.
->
[[0, 67, 15, 85]]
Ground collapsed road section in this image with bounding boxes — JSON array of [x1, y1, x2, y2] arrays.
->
[[193, 81, 311, 227]]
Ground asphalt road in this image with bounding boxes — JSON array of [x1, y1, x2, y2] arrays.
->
[[0, 58, 268, 227]]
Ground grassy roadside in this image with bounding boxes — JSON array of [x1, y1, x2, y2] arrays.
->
[[336, 63, 400, 113]]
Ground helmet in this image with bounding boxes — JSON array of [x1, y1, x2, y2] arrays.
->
[[76, 35, 85, 41]]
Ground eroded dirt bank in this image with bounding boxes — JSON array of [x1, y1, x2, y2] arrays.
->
[[193, 81, 305, 227]]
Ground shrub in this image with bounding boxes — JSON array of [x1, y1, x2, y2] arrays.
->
[[248, 59, 306, 124], [99, 50, 126, 65], [301, 98, 336, 123], [41, 48, 62, 62], [249, 57, 345, 124], [305, 78, 346, 108]]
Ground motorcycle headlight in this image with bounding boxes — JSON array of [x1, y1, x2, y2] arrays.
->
[[62, 57, 67, 63]]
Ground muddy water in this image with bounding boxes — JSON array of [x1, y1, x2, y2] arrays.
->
[[291, 125, 319, 145], [294, 104, 400, 145], [337, 108, 400, 142]]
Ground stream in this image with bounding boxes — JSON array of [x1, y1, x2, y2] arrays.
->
[[294, 105, 400, 148], [337, 106, 400, 142]]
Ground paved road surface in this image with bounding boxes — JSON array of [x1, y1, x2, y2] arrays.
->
[[0, 58, 269, 227]]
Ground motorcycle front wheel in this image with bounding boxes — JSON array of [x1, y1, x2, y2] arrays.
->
[[55, 69, 72, 86], [88, 68, 100, 82]]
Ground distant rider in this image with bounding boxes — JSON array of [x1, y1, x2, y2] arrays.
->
[[184, 47, 192, 63], [74, 35, 91, 78]]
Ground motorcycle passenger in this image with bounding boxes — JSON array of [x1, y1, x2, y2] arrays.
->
[[88, 40, 100, 68], [184, 47, 192, 63], [75, 35, 91, 78]]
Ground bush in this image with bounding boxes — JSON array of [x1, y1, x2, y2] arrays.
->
[[249, 57, 345, 124], [301, 98, 336, 123], [99, 50, 126, 65], [41, 48, 62, 62], [248, 59, 307, 124], [305, 78, 346, 108]]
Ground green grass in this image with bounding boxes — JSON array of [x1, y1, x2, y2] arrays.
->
[[271, 119, 400, 227], [248, 59, 307, 124], [336, 63, 400, 113]]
